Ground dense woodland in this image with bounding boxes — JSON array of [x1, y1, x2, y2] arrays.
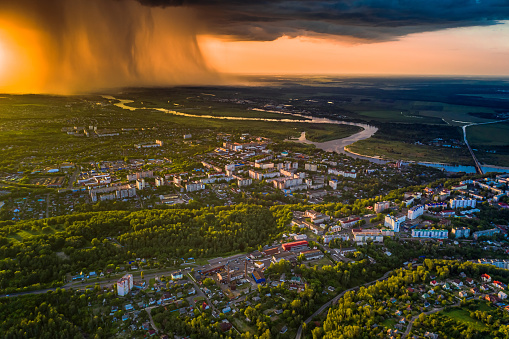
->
[[0, 205, 281, 292]]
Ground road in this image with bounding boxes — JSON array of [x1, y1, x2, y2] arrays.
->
[[45, 193, 51, 218], [295, 269, 394, 339], [67, 168, 80, 190], [0, 252, 254, 299], [401, 302, 459, 339], [461, 119, 509, 175], [0, 268, 190, 298]]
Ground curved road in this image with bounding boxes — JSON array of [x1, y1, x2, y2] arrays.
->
[[295, 269, 394, 339], [401, 302, 459, 339]]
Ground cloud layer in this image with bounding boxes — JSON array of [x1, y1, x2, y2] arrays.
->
[[138, 0, 509, 41]]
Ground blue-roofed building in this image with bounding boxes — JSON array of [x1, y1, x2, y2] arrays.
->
[[252, 270, 265, 284]]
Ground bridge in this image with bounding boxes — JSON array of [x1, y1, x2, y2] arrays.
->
[[463, 125, 484, 174]]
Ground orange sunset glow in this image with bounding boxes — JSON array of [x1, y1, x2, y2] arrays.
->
[[1, 1, 509, 93], [201, 22, 509, 76]]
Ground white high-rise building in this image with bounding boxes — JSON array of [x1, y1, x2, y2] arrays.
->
[[117, 274, 133, 296], [384, 214, 406, 232], [408, 205, 424, 220]]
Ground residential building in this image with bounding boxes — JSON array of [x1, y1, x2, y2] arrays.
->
[[237, 177, 252, 187], [305, 210, 331, 224], [136, 178, 148, 190], [439, 210, 456, 217], [329, 179, 338, 190], [481, 274, 492, 283], [117, 274, 133, 296], [155, 177, 165, 187], [340, 217, 362, 228], [425, 202, 447, 210], [473, 228, 501, 240], [476, 259, 509, 269], [304, 163, 318, 172], [411, 229, 448, 239], [352, 229, 394, 243], [385, 214, 406, 232], [374, 201, 390, 213], [301, 249, 324, 260], [408, 205, 424, 220], [323, 233, 349, 244], [185, 182, 205, 192], [451, 227, 471, 239], [450, 198, 476, 209], [302, 221, 325, 235]]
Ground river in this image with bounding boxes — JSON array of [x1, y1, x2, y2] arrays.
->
[[103, 95, 509, 174]]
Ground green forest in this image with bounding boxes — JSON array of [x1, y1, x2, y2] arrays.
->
[[0, 205, 281, 293]]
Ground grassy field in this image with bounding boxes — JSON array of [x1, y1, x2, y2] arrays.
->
[[441, 308, 488, 331], [356, 109, 443, 124], [382, 318, 397, 329], [348, 138, 474, 165], [302, 124, 362, 142], [468, 122, 509, 146]]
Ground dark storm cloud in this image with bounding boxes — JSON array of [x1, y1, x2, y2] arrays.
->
[[137, 0, 509, 41]]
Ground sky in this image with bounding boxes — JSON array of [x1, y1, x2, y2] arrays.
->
[[1, 0, 509, 93]]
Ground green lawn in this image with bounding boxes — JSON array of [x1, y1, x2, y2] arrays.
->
[[302, 124, 362, 142], [441, 308, 488, 331], [309, 257, 334, 268], [348, 138, 474, 165], [357, 110, 441, 124], [468, 122, 509, 146], [382, 318, 397, 329]]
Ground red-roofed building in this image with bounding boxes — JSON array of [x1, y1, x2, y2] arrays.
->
[[281, 240, 309, 252], [493, 281, 505, 289], [481, 274, 492, 283], [430, 280, 438, 287]]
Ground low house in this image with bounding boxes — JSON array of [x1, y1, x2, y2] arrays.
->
[[493, 281, 506, 289], [485, 294, 501, 304], [470, 287, 480, 295], [480, 284, 490, 291], [171, 272, 184, 280], [430, 280, 438, 287], [452, 279, 463, 288], [459, 291, 468, 298], [442, 283, 451, 290], [481, 274, 492, 283], [498, 291, 508, 300], [465, 278, 474, 285], [219, 321, 233, 332]]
